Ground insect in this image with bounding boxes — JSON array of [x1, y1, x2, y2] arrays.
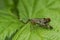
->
[[30, 18, 53, 29], [20, 18, 53, 29]]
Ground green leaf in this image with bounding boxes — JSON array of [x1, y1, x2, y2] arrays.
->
[[0, 0, 60, 40], [0, 10, 19, 40], [17, 0, 60, 40]]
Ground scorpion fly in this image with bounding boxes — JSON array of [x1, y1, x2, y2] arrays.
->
[[20, 18, 53, 29], [29, 18, 53, 29]]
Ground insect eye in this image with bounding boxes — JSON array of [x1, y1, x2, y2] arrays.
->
[[46, 18, 51, 22], [43, 18, 51, 23]]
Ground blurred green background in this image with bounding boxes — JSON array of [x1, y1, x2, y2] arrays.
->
[[0, 0, 60, 40]]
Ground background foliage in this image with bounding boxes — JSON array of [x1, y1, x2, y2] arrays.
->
[[0, 0, 60, 40]]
